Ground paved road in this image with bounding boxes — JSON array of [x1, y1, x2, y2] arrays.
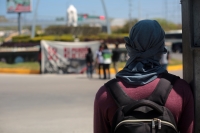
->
[[0, 74, 107, 133], [0, 71, 182, 133], [170, 52, 182, 61]]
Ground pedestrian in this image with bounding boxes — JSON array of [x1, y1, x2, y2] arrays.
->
[[102, 44, 112, 79], [85, 47, 94, 78], [94, 20, 194, 133], [160, 50, 170, 70], [112, 43, 121, 74], [95, 45, 104, 79], [38, 46, 42, 74]]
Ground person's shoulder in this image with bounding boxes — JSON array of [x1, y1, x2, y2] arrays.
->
[[161, 72, 192, 94], [174, 78, 190, 88], [173, 77, 193, 96], [95, 79, 121, 103], [95, 85, 108, 104]]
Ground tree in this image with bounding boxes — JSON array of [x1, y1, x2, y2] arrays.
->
[[113, 19, 138, 34], [154, 18, 182, 31], [113, 18, 182, 34]]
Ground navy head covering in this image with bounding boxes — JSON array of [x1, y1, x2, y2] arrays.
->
[[116, 20, 167, 85]]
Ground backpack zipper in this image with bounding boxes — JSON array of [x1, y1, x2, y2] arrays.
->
[[153, 118, 177, 131], [115, 118, 178, 132]]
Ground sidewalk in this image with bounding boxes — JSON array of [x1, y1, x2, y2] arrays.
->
[[0, 65, 182, 74]]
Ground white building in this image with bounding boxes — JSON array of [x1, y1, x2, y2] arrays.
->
[[67, 5, 78, 27]]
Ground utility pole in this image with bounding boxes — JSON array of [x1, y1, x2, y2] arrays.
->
[[18, 12, 21, 35], [100, 0, 111, 34], [182, 0, 200, 133], [31, 0, 40, 38]]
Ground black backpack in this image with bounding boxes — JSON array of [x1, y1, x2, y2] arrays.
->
[[104, 73, 180, 133]]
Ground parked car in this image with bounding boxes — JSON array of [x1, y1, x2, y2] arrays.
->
[[171, 42, 182, 53], [165, 30, 182, 53]]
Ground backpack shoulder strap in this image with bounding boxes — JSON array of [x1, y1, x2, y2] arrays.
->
[[104, 78, 135, 107], [147, 72, 180, 106], [104, 73, 180, 107]]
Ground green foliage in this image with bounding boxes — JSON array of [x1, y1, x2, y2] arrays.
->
[[154, 18, 182, 31], [45, 25, 101, 36], [79, 33, 129, 43], [0, 26, 18, 31], [12, 35, 31, 42], [0, 37, 4, 43], [0, 58, 182, 70], [113, 19, 138, 33], [11, 34, 74, 43], [58, 34, 74, 42], [0, 62, 40, 70], [9, 18, 182, 43], [112, 18, 181, 34], [30, 35, 56, 42], [79, 34, 102, 41], [0, 16, 7, 22]]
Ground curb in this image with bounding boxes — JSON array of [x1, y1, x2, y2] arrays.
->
[[167, 65, 182, 71], [0, 68, 40, 74], [96, 65, 183, 74], [0, 65, 182, 75]]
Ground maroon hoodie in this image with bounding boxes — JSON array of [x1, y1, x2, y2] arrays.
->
[[94, 76, 194, 133]]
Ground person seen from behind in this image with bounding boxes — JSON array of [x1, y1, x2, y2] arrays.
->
[[102, 44, 112, 79], [94, 20, 194, 133], [112, 43, 121, 74], [85, 47, 94, 78]]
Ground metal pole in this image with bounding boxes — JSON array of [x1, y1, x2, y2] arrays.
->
[[100, 0, 111, 34], [182, 0, 200, 133], [18, 12, 21, 35], [31, 0, 40, 38]]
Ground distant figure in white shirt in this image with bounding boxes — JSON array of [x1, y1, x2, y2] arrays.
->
[[102, 44, 112, 79], [160, 51, 170, 70]]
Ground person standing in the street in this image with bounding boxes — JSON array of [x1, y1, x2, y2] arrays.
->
[[112, 43, 121, 74], [95, 45, 104, 79], [85, 47, 94, 78], [102, 44, 112, 79], [38, 46, 42, 74], [160, 50, 170, 70]]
